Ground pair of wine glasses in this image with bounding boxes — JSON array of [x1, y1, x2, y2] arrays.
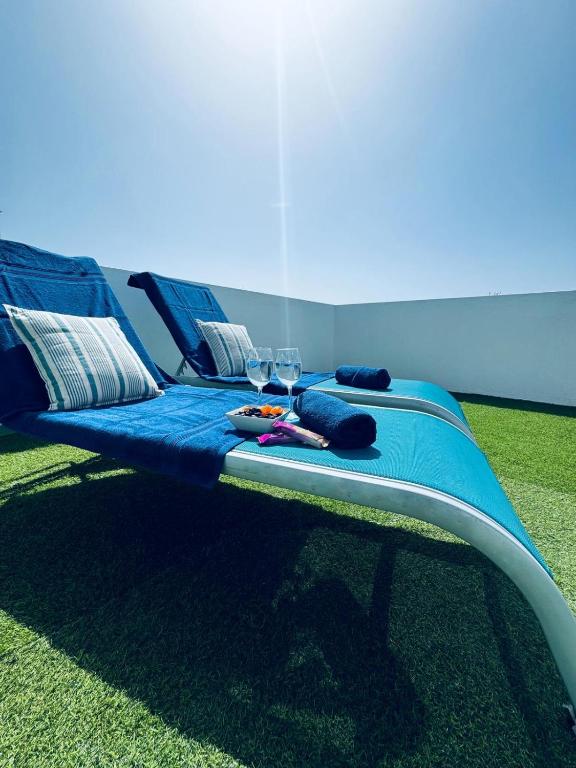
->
[[245, 347, 302, 411]]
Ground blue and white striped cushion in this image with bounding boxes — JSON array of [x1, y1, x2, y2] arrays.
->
[[4, 305, 163, 411], [196, 320, 254, 377]]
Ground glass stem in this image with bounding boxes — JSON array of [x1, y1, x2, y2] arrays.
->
[[288, 385, 293, 413], [257, 386, 263, 404]]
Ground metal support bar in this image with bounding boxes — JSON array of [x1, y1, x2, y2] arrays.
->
[[175, 357, 188, 377]]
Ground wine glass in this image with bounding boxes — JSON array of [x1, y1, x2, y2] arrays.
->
[[275, 347, 302, 413], [245, 347, 273, 403]]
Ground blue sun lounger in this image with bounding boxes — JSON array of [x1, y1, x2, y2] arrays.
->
[[2, 239, 575, 713], [127, 271, 471, 437]]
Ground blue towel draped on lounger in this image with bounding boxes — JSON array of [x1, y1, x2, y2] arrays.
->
[[0, 240, 167, 422], [335, 365, 391, 390], [294, 390, 377, 449], [7, 385, 285, 489]]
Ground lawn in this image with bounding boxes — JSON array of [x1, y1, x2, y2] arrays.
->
[[0, 397, 575, 768]]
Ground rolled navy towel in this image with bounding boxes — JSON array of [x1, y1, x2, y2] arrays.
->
[[335, 365, 391, 390], [293, 390, 377, 449]]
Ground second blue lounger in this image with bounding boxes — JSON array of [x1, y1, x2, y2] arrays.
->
[[127, 271, 471, 437]]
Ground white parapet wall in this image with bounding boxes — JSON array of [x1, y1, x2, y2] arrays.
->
[[105, 266, 576, 407], [336, 291, 576, 407]]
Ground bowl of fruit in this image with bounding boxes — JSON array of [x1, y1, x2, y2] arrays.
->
[[226, 404, 288, 434]]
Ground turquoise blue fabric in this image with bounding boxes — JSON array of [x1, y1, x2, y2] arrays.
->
[[0, 240, 167, 421], [6, 385, 285, 489], [315, 377, 468, 426], [237, 406, 549, 573]]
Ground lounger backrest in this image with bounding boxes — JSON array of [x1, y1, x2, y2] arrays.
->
[[128, 271, 228, 377], [0, 240, 166, 421]]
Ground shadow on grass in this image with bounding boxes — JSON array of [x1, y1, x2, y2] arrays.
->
[[0, 452, 570, 767], [0, 432, 46, 455], [0, 456, 105, 502]]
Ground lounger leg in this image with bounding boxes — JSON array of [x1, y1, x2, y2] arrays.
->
[[516, 573, 576, 714], [175, 357, 188, 377]]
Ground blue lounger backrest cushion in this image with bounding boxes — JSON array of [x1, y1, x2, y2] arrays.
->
[[0, 240, 167, 421], [128, 271, 228, 377]]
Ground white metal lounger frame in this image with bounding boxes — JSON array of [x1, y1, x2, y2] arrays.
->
[[224, 449, 576, 710]]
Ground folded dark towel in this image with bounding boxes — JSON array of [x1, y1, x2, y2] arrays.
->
[[293, 390, 377, 449], [335, 365, 391, 390]]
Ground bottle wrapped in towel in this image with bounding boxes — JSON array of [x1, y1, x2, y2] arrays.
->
[[335, 365, 391, 390], [293, 390, 377, 449]]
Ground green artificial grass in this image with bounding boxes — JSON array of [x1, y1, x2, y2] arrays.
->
[[0, 397, 575, 767]]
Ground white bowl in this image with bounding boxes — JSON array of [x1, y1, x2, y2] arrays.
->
[[226, 406, 288, 434]]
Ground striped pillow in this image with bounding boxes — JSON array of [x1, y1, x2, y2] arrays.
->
[[4, 305, 163, 411], [196, 319, 253, 377]]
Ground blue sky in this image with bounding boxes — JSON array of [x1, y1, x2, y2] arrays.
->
[[1, 0, 575, 303]]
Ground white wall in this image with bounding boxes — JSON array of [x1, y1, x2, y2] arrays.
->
[[103, 267, 335, 377], [336, 291, 576, 406], [105, 266, 576, 407]]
